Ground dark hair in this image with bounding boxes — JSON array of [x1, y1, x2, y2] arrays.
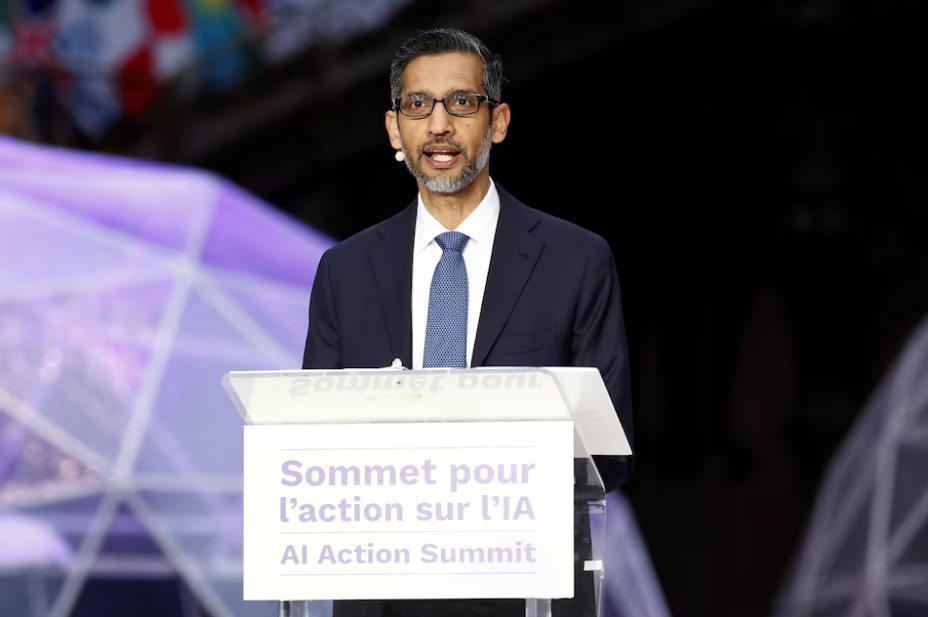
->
[[390, 28, 504, 103]]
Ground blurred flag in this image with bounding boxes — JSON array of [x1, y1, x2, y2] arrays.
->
[[53, 0, 148, 134], [148, 0, 193, 81], [0, 5, 15, 63], [1, 0, 414, 138], [184, 0, 255, 92], [10, 13, 57, 69]]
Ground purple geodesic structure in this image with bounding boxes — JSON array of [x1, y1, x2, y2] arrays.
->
[[776, 313, 928, 617], [0, 136, 333, 617]]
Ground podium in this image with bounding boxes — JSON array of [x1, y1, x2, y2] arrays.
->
[[222, 367, 631, 617]]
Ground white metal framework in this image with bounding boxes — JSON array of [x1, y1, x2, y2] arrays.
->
[[777, 314, 928, 617]]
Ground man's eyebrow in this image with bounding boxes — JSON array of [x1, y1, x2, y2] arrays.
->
[[401, 87, 480, 98]]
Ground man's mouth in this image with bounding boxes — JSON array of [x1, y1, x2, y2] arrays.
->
[[423, 147, 462, 168]]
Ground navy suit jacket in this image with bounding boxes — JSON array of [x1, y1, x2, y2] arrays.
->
[[302, 185, 633, 490]]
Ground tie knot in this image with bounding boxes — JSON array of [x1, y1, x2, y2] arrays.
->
[[435, 231, 469, 254]]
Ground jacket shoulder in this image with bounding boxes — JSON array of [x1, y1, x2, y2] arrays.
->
[[320, 204, 413, 262], [519, 202, 611, 255], [322, 225, 378, 260], [498, 184, 607, 250]]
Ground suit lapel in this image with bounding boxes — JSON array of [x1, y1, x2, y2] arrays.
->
[[472, 186, 544, 367], [368, 202, 416, 369]]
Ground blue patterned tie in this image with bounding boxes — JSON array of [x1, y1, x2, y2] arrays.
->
[[423, 231, 470, 368]]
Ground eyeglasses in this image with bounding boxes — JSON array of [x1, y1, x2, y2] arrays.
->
[[393, 92, 497, 118]]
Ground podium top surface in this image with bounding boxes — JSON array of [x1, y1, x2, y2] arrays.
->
[[222, 367, 631, 456]]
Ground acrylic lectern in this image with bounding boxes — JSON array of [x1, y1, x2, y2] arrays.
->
[[222, 367, 631, 617]]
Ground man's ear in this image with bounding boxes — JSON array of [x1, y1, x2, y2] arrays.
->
[[490, 103, 511, 144], [385, 110, 404, 150]]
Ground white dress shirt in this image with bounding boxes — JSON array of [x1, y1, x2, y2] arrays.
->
[[412, 179, 501, 369]]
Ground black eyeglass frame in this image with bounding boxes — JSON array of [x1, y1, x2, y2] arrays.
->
[[392, 92, 499, 118]]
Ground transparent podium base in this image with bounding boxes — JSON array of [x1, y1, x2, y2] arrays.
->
[[279, 601, 325, 617], [526, 598, 552, 617]]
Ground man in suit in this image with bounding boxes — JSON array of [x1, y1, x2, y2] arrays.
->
[[302, 28, 632, 616]]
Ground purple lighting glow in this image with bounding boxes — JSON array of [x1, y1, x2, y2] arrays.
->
[[0, 136, 334, 617]]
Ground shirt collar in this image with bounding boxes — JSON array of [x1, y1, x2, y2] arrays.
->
[[414, 178, 501, 255]]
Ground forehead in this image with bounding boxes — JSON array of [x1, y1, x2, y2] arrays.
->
[[402, 52, 485, 95]]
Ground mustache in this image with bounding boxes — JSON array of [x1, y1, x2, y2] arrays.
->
[[417, 138, 468, 156]]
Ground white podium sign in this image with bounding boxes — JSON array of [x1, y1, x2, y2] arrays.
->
[[243, 421, 574, 601]]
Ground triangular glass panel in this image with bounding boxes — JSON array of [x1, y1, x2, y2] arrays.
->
[[171, 288, 285, 363], [903, 343, 928, 433], [0, 410, 101, 506], [819, 487, 872, 584], [897, 512, 928, 568], [0, 193, 170, 290], [136, 490, 243, 573], [209, 273, 309, 357], [912, 402, 928, 434], [97, 501, 165, 559], [891, 445, 928, 532], [6, 492, 105, 575], [199, 182, 333, 289], [903, 426, 928, 449], [0, 280, 174, 464], [132, 340, 279, 476], [0, 138, 210, 255], [0, 281, 171, 387], [803, 444, 874, 560]]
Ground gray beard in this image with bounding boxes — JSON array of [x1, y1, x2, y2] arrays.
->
[[402, 126, 493, 195]]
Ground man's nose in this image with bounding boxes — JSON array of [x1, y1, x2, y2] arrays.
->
[[428, 101, 454, 136]]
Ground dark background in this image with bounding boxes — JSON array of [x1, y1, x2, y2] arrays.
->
[[8, 0, 928, 615]]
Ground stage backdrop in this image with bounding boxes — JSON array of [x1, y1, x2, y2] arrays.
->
[[0, 136, 669, 617]]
